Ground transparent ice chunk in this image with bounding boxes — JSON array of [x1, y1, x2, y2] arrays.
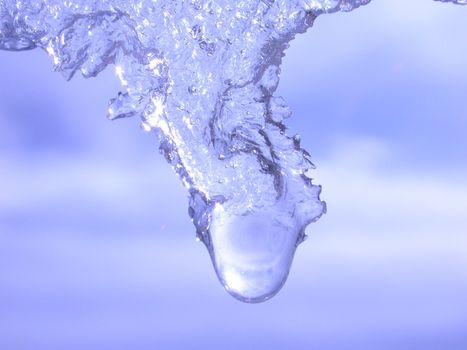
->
[[0, 0, 464, 302]]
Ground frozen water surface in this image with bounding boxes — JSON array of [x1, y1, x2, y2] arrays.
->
[[0, 0, 464, 302]]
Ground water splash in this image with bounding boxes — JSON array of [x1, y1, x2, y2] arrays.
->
[[0, 0, 464, 302]]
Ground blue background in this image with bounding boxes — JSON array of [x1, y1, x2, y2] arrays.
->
[[1, 1, 466, 349]]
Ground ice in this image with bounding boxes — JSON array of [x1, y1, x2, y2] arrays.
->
[[0, 0, 464, 302]]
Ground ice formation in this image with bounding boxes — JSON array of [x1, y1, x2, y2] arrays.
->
[[0, 0, 464, 302]]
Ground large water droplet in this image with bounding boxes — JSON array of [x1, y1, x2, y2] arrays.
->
[[205, 202, 303, 303]]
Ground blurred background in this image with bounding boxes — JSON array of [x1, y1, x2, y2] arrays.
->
[[0, 0, 466, 349]]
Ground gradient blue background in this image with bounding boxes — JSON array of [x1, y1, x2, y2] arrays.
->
[[1, 1, 466, 349]]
